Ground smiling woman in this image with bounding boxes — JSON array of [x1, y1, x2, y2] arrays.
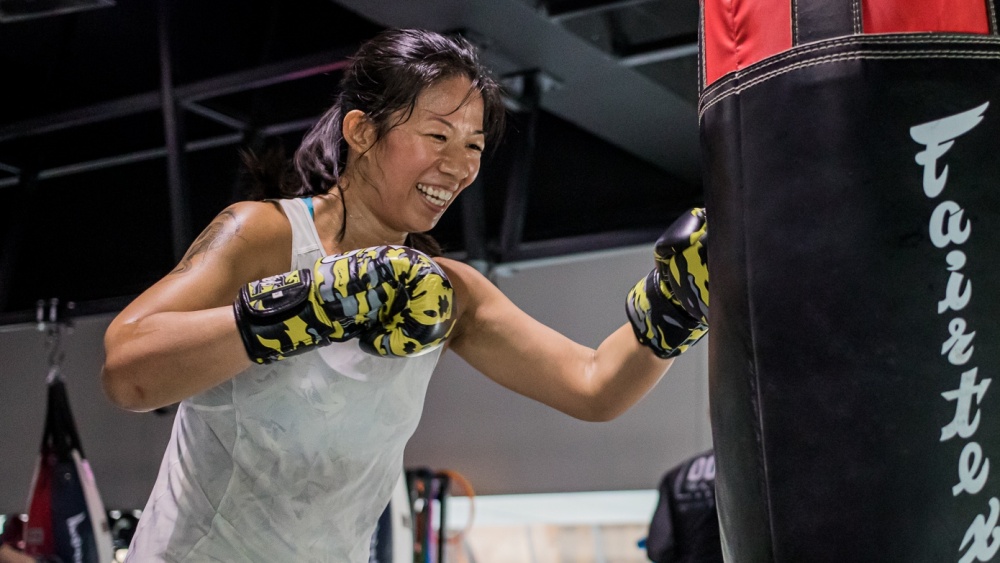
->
[[348, 74, 486, 233], [99, 28, 709, 563]]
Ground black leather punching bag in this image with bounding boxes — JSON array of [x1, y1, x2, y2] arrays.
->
[[700, 1, 1000, 561]]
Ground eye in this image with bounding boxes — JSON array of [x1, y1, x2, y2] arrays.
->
[[467, 143, 484, 152], [428, 134, 447, 142]]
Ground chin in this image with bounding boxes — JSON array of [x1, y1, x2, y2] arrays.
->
[[418, 214, 445, 232]]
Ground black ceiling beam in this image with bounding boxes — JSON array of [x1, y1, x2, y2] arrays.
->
[[0, 117, 318, 189], [460, 176, 489, 271], [158, 0, 192, 262], [0, 91, 162, 143], [498, 70, 542, 262], [545, 0, 657, 21], [178, 49, 353, 104], [615, 32, 699, 58], [182, 101, 250, 131], [0, 47, 357, 144], [618, 41, 699, 67], [0, 146, 182, 188]]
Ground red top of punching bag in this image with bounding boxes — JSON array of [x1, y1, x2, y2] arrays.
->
[[702, 0, 992, 87]]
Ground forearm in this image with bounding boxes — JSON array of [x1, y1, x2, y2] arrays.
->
[[583, 324, 675, 421], [457, 321, 672, 422], [102, 306, 251, 412]]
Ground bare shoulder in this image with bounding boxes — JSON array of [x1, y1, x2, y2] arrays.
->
[[169, 200, 290, 280], [435, 257, 487, 284], [434, 257, 496, 303], [111, 200, 292, 321], [434, 257, 511, 341]]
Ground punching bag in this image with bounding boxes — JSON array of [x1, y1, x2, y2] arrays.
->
[[23, 367, 113, 563], [700, 0, 1000, 561]]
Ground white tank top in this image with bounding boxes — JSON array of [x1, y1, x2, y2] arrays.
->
[[127, 198, 441, 562]]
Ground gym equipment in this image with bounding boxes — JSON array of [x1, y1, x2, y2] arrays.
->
[[22, 303, 114, 563], [700, 0, 1000, 560]]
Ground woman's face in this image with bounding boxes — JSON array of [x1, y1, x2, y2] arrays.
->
[[360, 75, 486, 234]]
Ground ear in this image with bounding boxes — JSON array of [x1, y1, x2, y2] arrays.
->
[[342, 109, 376, 153]]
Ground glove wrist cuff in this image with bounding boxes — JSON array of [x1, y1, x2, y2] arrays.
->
[[233, 268, 345, 364]]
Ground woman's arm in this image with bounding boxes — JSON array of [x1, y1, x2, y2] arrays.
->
[[101, 201, 290, 412], [439, 258, 674, 422]]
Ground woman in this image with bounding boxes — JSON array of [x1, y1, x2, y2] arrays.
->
[[101, 28, 708, 562]]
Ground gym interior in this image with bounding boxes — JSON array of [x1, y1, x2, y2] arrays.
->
[[1, 1, 709, 561]]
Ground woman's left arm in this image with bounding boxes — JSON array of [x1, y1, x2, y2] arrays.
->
[[438, 258, 674, 422]]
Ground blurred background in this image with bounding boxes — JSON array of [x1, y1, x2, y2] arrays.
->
[[0, 0, 703, 319]]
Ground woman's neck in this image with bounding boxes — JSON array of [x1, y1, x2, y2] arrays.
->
[[319, 180, 408, 252]]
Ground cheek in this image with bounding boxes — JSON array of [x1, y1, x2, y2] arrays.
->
[[386, 140, 434, 177]]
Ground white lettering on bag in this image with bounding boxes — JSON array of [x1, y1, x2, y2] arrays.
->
[[66, 511, 86, 563], [944, 319, 977, 366], [941, 368, 991, 441], [940, 251, 972, 314], [911, 102, 988, 198], [911, 101, 996, 562], [959, 498, 1000, 563]]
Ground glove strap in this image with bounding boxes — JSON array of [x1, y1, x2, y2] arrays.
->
[[233, 268, 358, 364]]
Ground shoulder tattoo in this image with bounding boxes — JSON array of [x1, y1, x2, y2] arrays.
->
[[169, 209, 244, 275]]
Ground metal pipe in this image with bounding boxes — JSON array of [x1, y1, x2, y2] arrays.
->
[[499, 71, 541, 261], [546, 0, 656, 22], [0, 117, 319, 189], [619, 42, 698, 67], [0, 49, 354, 143], [181, 101, 249, 130], [158, 0, 190, 262]]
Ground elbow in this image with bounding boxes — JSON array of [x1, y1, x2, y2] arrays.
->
[[573, 399, 625, 423], [102, 319, 161, 412], [101, 357, 155, 413]]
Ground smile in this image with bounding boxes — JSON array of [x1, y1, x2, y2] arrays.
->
[[417, 183, 454, 207]]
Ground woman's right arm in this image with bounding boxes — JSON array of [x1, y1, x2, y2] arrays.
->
[[101, 201, 290, 412]]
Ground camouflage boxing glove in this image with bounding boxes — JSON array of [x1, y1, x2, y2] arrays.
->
[[234, 245, 454, 364], [626, 208, 709, 358]]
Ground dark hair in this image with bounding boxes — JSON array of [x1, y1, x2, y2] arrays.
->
[[243, 28, 507, 256]]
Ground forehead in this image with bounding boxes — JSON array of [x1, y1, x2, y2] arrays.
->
[[413, 75, 485, 128]]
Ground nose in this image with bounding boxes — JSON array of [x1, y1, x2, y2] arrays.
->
[[438, 145, 478, 183]]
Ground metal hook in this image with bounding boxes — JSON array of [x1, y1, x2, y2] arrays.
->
[[35, 297, 73, 376], [47, 328, 65, 369]]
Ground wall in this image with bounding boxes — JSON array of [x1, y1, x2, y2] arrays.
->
[[0, 244, 711, 512]]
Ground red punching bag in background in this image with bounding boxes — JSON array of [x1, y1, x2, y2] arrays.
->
[[23, 361, 113, 563], [699, 0, 1000, 561]]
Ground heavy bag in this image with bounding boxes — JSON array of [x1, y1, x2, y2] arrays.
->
[[23, 369, 113, 563], [699, 0, 1000, 561]]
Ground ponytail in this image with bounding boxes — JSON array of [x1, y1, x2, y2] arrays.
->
[[294, 103, 345, 197]]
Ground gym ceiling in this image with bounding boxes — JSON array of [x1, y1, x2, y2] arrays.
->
[[0, 0, 703, 322]]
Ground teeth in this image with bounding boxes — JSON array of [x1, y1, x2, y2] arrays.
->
[[417, 183, 453, 206]]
